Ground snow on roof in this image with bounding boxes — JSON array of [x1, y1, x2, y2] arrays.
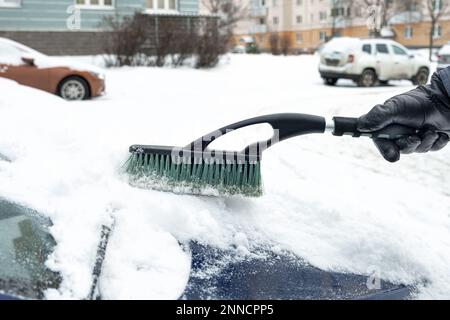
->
[[321, 37, 361, 53]]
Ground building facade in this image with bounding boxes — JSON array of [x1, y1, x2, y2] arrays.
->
[[234, 0, 450, 52], [0, 0, 199, 54]]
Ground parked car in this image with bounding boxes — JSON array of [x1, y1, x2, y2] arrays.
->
[[232, 45, 246, 54], [318, 37, 430, 87], [0, 37, 105, 100], [231, 43, 260, 54], [437, 42, 450, 70]]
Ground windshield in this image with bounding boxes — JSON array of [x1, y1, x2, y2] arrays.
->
[[0, 200, 60, 299]]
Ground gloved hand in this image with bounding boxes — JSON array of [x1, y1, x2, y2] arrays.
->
[[358, 72, 450, 162]]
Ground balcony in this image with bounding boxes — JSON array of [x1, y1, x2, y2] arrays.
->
[[251, 7, 268, 17], [250, 24, 268, 34]]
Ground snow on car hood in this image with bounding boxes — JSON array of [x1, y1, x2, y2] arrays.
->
[[0, 54, 105, 75], [0, 37, 104, 75], [0, 55, 449, 300], [34, 56, 105, 75]]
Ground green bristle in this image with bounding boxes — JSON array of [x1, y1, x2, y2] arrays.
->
[[124, 152, 263, 197]]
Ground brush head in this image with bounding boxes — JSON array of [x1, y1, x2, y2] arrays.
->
[[124, 145, 263, 197]]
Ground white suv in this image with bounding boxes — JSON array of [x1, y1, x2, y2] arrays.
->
[[319, 38, 430, 87]]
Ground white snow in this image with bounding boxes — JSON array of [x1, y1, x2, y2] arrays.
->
[[0, 54, 449, 300]]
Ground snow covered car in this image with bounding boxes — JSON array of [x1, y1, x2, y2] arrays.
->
[[0, 198, 411, 300], [232, 45, 246, 54], [319, 37, 430, 87], [437, 42, 450, 70], [0, 37, 105, 101]]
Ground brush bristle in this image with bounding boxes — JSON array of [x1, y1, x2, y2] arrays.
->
[[123, 153, 263, 197]]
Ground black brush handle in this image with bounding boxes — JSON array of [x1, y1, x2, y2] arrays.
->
[[186, 113, 326, 151], [333, 117, 417, 139]]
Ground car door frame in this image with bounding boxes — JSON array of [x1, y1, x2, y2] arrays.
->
[[374, 42, 395, 81], [390, 43, 414, 80], [4, 61, 51, 92]]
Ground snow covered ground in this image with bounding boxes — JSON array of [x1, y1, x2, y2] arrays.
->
[[0, 54, 449, 299]]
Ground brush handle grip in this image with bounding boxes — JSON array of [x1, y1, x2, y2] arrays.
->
[[333, 117, 417, 139], [186, 113, 326, 151]]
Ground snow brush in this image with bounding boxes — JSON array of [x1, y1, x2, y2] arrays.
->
[[124, 113, 416, 197]]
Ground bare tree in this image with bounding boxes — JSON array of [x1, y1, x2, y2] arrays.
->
[[269, 33, 280, 55], [426, 0, 449, 61], [280, 34, 292, 55], [201, 0, 249, 35], [199, 0, 249, 66], [100, 13, 149, 66]]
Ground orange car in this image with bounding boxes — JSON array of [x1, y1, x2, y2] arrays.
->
[[0, 37, 105, 101]]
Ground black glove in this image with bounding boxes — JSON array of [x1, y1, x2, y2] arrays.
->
[[358, 71, 450, 162]]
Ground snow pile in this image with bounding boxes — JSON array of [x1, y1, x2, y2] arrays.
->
[[0, 54, 449, 299]]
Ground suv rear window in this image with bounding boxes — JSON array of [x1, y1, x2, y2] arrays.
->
[[362, 44, 372, 54], [376, 44, 389, 54]]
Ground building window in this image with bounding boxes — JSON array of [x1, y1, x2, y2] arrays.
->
[[296, 0, 302, 5], [0, 0, 21, 7], [296, 33, 303, 43], [273, 16, 279, 24], [146, 0, 177, 11], [272, 0, 277, 7], [319, 31, 326, 41], [331, 7, 345, 17], [75, 0, 114, 9], [296, 15, 303, 24], [433, 25, 442, 39], [404, 26, 413, 39], [319, 11, 327, 21]]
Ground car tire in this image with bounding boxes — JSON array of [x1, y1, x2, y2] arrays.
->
[[412, 68, 430, 86], [58, 76, 90, 101], [324, 78, 338, 86], [358, 69, 377, 87]]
